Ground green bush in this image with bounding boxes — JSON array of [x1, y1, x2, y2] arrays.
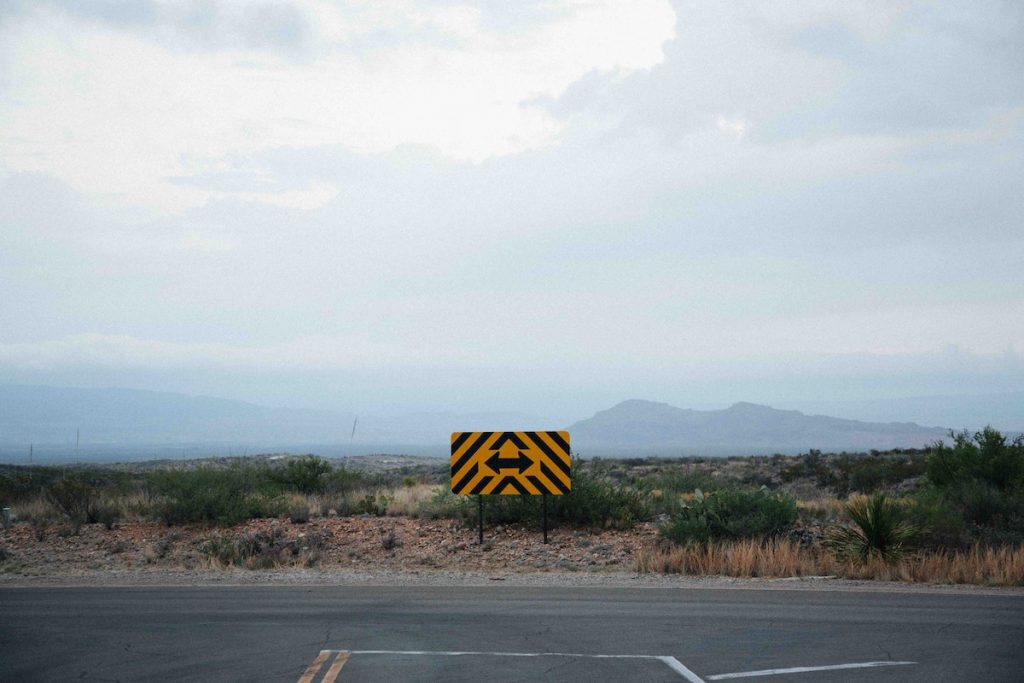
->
[[550, 469, 649, 528], [660, 487, 797, 545], [928, 428, 1024, 492], [442, 462, 648, 530], [827, 494, 917, 563], [45, 476, 100, 524], [906, 488, 966, 548], [416, 488, 464, 519], [147, 467, 283, 527], [323, 466, 366, 495], [273, 456, 333, 494], [920, 427, 1024, 545]]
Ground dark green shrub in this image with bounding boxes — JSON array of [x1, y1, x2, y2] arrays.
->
[[660, 487, 797, 545], [273, 456, 332, 494], [45, 476, 100, 524], [323, 466, 365, 495], [928, 428, 1024, 492], [550, 469, 648, 528], [827, 494, 917, 563], [147, 467, 283, 527], [288, 505, 310, 524], [921, 427, 1024, 545], [94, 503, 120, 530], [446, 462, 648, 530], [907, 488, 966, 549]]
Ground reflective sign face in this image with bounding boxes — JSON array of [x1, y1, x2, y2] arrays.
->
[[450, 431, 571, 496]]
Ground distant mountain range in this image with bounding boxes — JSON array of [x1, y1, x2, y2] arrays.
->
[[567, 399, 950, 456], [0, 384, 1012, 462], [0, 385, 556, 460]]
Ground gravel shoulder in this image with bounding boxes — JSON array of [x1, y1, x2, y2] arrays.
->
[[2, 567, 1022, 595], [2, 516, 1021, 595]]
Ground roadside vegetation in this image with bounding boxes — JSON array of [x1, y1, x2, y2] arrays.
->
[[1, 428, 1022, 585]]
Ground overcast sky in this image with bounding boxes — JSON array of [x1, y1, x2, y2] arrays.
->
[[1, 1, 1022, 420]]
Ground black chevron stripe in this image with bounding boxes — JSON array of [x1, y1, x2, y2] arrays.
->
[[451, 462, 480, 494], [450, 431, 473, 454], [545, 431, 570, 455], [492, 475, 531, 495], [469, 475, 491, 495], [450, 431, 491, 478], [538, 460, 570, 494], [528, 433, 571, 478]]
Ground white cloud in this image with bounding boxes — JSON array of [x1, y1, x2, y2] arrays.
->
[[0, 0, 676, 211]]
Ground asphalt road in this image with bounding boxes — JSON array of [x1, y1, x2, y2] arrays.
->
[[1, 584, 1022, 682]]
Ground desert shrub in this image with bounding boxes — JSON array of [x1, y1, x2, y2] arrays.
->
[[550, 469, 649, 528], [199, 535, 240, 566], [288, 504, 310, 524], [928, 428, 1024, 492], [147, 467, 283, 526], [273, 456, 333, 494], [322, 466, 366, 495], [827, 494, 917, 563], [380, 528, 400, 550], [906, 488, 966, 549], [642, 469, 719, 515], [660, 487, 797, 546], [920, 428, 1024, 545], [45, 476, 100, 524], [94, 503, 121, 530], [200, 528, 326, 569], [838, 453, 928, 494], [435, 462, 647, 530], [336, 492, 391, 517], [416, 488, 464, 519]]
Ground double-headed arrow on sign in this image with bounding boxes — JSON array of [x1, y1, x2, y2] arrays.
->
[[484, 450, 533, 473]]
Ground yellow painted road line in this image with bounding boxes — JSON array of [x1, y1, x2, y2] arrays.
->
[[320, 651, 351, 683], [297, 650, 331, 683]]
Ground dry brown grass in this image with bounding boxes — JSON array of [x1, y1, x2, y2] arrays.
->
[[636, 539, 834, 578], [637, 539, 1024, 586], [796, 497, 845, 522], [10, 496, 59, 524], [386, 484, 443, 517]]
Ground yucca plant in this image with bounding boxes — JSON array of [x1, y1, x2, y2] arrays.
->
[[827, 494, 917, 563]]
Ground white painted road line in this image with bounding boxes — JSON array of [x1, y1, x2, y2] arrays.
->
[[659, 656, 708, 683], [707, 661, 917, 680], [318, 649, 707, 682]]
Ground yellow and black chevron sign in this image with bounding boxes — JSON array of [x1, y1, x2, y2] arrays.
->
[[450, 431, 571, 496]]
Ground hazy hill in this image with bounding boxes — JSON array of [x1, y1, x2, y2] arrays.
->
[[568, 399, 950, 455], [779, 392, 1024, 433], [0, 385, 983, 461], [0, 385, 354, 445], [0, 385, 555, 459]]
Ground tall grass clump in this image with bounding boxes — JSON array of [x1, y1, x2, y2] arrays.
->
[[827, 494, 917, 563], [637, 539, 1024, 586], [660, 487, 797, 546]]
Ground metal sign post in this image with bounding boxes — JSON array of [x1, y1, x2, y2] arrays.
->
[[543, 494, 548, 544]]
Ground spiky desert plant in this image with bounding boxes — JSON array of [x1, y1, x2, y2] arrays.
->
[[827, 494, 917, 563]]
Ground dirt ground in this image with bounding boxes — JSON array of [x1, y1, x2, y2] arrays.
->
[[0, 516, 657, 577]]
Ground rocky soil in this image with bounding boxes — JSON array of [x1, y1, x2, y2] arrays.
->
[[0, 516, 656, 578]]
